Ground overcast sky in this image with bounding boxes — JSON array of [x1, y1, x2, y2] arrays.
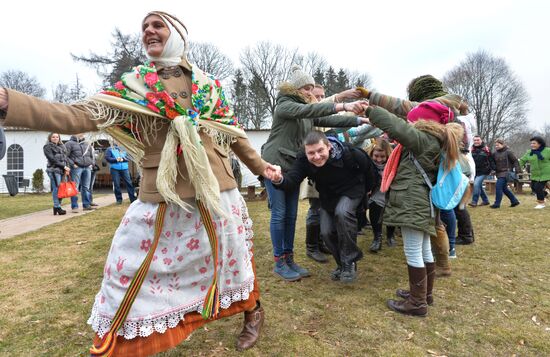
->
[[2, 0, 549, 129]]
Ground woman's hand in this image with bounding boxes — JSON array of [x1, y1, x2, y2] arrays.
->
[[335, 89, 362, 102], [342, 100, 368, 115]]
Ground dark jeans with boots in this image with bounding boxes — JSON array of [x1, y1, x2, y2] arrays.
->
[[305, 198, 329, 262], [454, 206, 474, 244], [320, 196, 363, 281], [368, 202, 396, 252]]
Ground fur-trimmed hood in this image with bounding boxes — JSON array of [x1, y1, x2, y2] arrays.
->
[[277, 82, 316, 104]]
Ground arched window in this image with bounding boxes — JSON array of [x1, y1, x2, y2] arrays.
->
[[7, 144, 24, 187]]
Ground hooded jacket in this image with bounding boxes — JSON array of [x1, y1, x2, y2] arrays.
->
[[275, 138, 376, 211], [519, 147, 550, 181], [65, 136, 94, 168], [261, 83, 359, 172], [366, 106, 442, 236], [43, 141, 69, 174]]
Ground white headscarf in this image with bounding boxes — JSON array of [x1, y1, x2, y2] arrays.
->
[[143, 11, 189, 67]]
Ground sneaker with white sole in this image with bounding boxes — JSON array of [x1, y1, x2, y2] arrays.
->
[[534, 204, 545, 209], [449, 248, 457, 259]]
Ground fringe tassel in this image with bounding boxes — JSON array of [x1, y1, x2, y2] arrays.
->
[[171, 117, 225, 217], [197, 200, 221, 319], [90, 203, 167, 357]]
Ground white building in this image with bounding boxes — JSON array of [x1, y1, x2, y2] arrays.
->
[[0, 128, 271, 194]]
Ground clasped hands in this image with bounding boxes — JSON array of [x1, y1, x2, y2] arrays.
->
[[262, 163, 283, 183]]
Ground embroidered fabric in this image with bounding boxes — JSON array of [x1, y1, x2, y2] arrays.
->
[[88, 279, 254, 339], [87, 190, 257, 340]]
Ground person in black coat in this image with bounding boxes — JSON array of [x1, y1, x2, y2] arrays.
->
[[272, 130, 376, 283], [43, 132, 70, 215]]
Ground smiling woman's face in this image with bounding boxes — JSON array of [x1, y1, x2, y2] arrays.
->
[[142, 14, 170, 57]]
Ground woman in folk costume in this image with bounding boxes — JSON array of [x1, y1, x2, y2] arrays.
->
[[0, 11, 278, 356], [365, 101, 464, 316]]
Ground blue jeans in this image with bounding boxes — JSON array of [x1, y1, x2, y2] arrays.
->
[[71, 166, 91, 209], [47, 171, 63, 208], [472, 175, 489, 204], [494, 177, 519, 207], [110, 168, 136, 203], [401, 227, 434, 267], [440, 209, 457, 250], [265, 179, 299, 257]]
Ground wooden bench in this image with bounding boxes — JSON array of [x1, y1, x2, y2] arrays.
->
[[484, 173, 531, 194]]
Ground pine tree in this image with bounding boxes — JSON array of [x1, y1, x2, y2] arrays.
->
[[324, 66, 338, 96]]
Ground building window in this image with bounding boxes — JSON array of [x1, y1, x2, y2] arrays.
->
[[7, 144, 24, 187]]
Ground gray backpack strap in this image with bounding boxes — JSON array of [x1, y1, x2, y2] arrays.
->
[[409, 152, 435, 218]]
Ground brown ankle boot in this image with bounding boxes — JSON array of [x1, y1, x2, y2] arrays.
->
[[236, 303, 264, 351], [387, 265, 428, 317], [396, 262, 435, 305]]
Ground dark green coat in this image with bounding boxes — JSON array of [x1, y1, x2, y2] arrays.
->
[[262, 84, 359, 172], [367, 106, 442, 236]]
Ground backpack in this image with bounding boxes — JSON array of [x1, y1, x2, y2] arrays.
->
[[411, 152, 469, 214]]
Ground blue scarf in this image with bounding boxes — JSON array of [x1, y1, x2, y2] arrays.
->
[[530, 145, 546, 160]]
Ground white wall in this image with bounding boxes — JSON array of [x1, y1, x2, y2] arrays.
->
[[238, 130, 270, 187], [0, 130, 72, 194]]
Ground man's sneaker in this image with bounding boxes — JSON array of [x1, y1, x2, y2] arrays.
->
[[510, 201, 520, 207], [479, 202, 490, 206], [285, 254, 310, 278], [534, 204, 545, 209], [72, 208, 79, 213], [330, 266, 342, 281], [449, 248, 457, 259], [456, 236, 474, 245], [490, 204, 499, 209], [90, 202, 99, 207], [273, 259, 301, 282], [468, 202, 477, 207], [83, 206, 96, 211], [340, 262, 357, 283]]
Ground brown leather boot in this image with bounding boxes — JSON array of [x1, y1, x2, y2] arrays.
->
[[396, 262, 436, 305], [236, 303, 264, 351], [431, 224, 451, 277], [387, 265, 428, 317]]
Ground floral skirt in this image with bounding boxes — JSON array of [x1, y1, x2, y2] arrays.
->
[[88, 188, 257, 343]]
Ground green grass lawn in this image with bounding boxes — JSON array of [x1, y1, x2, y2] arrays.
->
[[0, 192, 107, 220], [0, 194, 549, 356], [0, 193, 55, 219]]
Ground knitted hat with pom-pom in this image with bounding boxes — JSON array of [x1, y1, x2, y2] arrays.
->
[[289, 64, 315, 89]]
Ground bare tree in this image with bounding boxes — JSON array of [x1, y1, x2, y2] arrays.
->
[[0, 70, 46, 98], [443, 50, 529, 146], [296, 51, 328, 76], [347, 70, 373, 88], [72, 28, 146, 87], [188, 42, 234, 80], [53, 74, 87, 103], [239, 41, 300, 116]]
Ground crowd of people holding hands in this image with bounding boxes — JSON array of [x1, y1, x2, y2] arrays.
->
[[1, 10, 550, 356]]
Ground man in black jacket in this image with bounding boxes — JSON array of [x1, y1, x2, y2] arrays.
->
[[272, 131, 376, 282], [469, 135, 495, 207]]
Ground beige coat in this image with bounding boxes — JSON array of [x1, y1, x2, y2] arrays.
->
[[1, 64, 266, 203]]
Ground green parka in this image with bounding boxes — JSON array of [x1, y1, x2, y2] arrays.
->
[[262, 83, 359, 172], [519, 147, 550, 181], [367, 106, 442, 236]]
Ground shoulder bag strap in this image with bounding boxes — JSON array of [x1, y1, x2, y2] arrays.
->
[[409, 152, 435, 218]]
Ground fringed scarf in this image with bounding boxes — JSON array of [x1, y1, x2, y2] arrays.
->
[[86, 61, 245, 217]]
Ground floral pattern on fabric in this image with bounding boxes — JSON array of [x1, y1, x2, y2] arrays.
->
[[102, 61, 241, 127], [87, 189, 255, 340]]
